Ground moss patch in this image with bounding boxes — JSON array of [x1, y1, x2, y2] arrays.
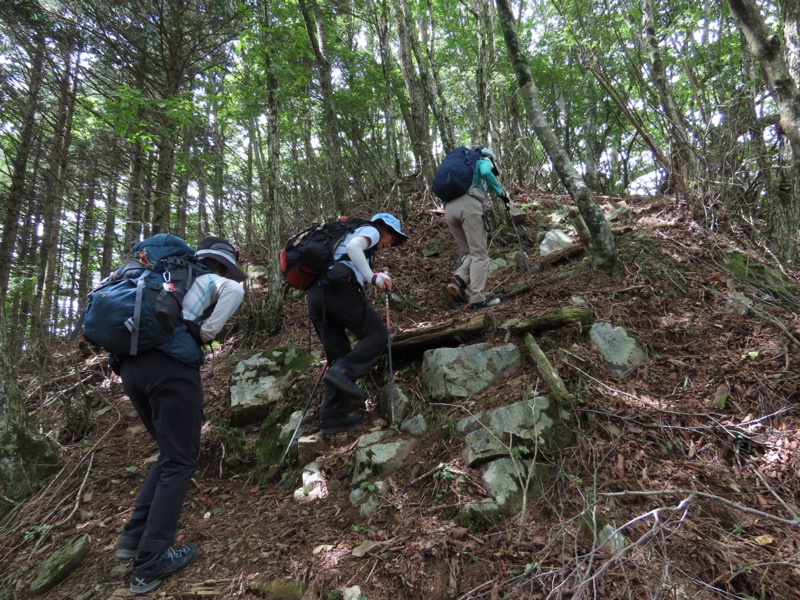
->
[[254, 405, 295, 478], [724, 252, 797, 299]]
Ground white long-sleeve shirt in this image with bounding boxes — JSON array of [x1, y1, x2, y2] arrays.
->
[[182, 273, 245, 343]]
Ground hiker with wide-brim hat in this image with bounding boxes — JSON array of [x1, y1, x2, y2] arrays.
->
[[114, 236, 245, 595], [307, 212, 407, 435]]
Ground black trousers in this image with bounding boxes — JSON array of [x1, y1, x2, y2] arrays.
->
[[119, 350, 202, 553], [307, 272, 388, 419]]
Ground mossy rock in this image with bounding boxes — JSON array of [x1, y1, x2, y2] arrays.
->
[[30, 533, 91, 595], [254, 404, 297, 478], [724, 252, 797, 299]]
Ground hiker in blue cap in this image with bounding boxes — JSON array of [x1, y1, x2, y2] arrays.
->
[[307, 212, 408, 434]]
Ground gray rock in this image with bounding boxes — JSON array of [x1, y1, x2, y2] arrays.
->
[[589, 322, 647, 378], [352, 437, 416, 486], [229, 347, 318, 425], [457, 396, 569, 466], [378, 384, 410, 424], [539, 230, 573, 255], [296, 433, 327, 466], [400, 414, 428, 436], [293, 462, 327, 502], [421, 343, 521, 400], [725, 291, 753, 316]]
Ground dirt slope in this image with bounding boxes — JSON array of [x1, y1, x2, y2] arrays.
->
[[2, 194, 800, 600]]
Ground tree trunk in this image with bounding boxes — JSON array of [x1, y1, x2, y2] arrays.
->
[[298, 0, 348, 213], [32, 40, 77, 339], [124, 142, 146, 250], [0, 33, 44, 305], [365, 0, 404, 216], [728, 0, 800, 263], [391, 0, 436, 185], [0, 311, 59, 518], [152, 134, 175, 234], [495, 0, 619, 274], [642, 0, 698, 194], [410, 0, 456, 151]]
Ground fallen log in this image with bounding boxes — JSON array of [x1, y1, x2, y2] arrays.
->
[[500, 307, 594, 335], [392, 314, 490, 353], [523, 332, 573, 407]]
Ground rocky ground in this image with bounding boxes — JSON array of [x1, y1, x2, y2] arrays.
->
[[2, 192, 800, 599]]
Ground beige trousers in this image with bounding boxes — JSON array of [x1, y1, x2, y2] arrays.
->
[[444, 194, 489, 304]]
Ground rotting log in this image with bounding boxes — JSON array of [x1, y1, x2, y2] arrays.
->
[[501, 307, 594, 335], [523, 332, 573, 407], [392, 314, 490, 353], [533, 243, 584, 269]]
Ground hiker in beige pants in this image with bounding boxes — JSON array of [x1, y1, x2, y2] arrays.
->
[[445, 194, 492, 306], [442, 146, 507, 310]]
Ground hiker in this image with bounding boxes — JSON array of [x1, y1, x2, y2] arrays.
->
[[307, 213, 408, 434], [442, 146, 509, 309], [114, 236, 246, 595]]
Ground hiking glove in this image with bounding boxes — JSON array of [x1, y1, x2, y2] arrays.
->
[[499, 193, 510, 204], [185, 320, 205, 345], [371, 272, 392, 292]]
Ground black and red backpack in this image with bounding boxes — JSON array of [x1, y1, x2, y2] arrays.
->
[[279, 217, 372, 290]]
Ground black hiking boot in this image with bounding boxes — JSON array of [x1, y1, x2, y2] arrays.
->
[[323, 365, 368, 400], [320, 412, 365, 435], [129, 543, 197, 595]]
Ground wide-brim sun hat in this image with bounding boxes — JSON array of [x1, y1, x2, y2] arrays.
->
[[370, 213, 408, 246], [196, 237, 247, 282]]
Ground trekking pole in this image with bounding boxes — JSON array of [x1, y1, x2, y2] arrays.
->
[[504, 199, 536, 288], [384, 291, 396, 427], [280, 364, 327, 466]]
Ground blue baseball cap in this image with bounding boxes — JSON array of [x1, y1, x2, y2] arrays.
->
[[370, 213, 408, 246]]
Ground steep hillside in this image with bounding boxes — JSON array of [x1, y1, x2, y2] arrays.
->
[[2, 194, 800, 600]]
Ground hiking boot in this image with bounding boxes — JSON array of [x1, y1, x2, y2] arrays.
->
[[469, 297, 501, 310], [446, 276, 468, 303], [115, 524, 145, 559], [129, 543, 197, 595], [320, 412, 365, 435], [323, 364, 368, 400]]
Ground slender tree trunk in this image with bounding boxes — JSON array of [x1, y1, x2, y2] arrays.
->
[[298, 0, 347, 213], [365, 0, 404, 215], [33, 41, 77, 338], [495, 0, 619, 274], [124, 142, 146, 250], [728, 0, 800, 263], [642, 0, 698, 194], [409, 0, 455, 150], [0, 34, 44, 305], [391, 0, 435, 185], [152, 133, 175, 234]]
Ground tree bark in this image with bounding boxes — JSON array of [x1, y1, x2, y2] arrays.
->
[[0, 311, 58, 517], [728, 0, 800, 263], [501, 307, 595, 335], [391, 0, 436, 185], [298, 0, 348, 213], [523, 333, 573, 407], [0, 32, 44, 306], [494, 0, 619, 274], [642, 0, 698, 194]]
